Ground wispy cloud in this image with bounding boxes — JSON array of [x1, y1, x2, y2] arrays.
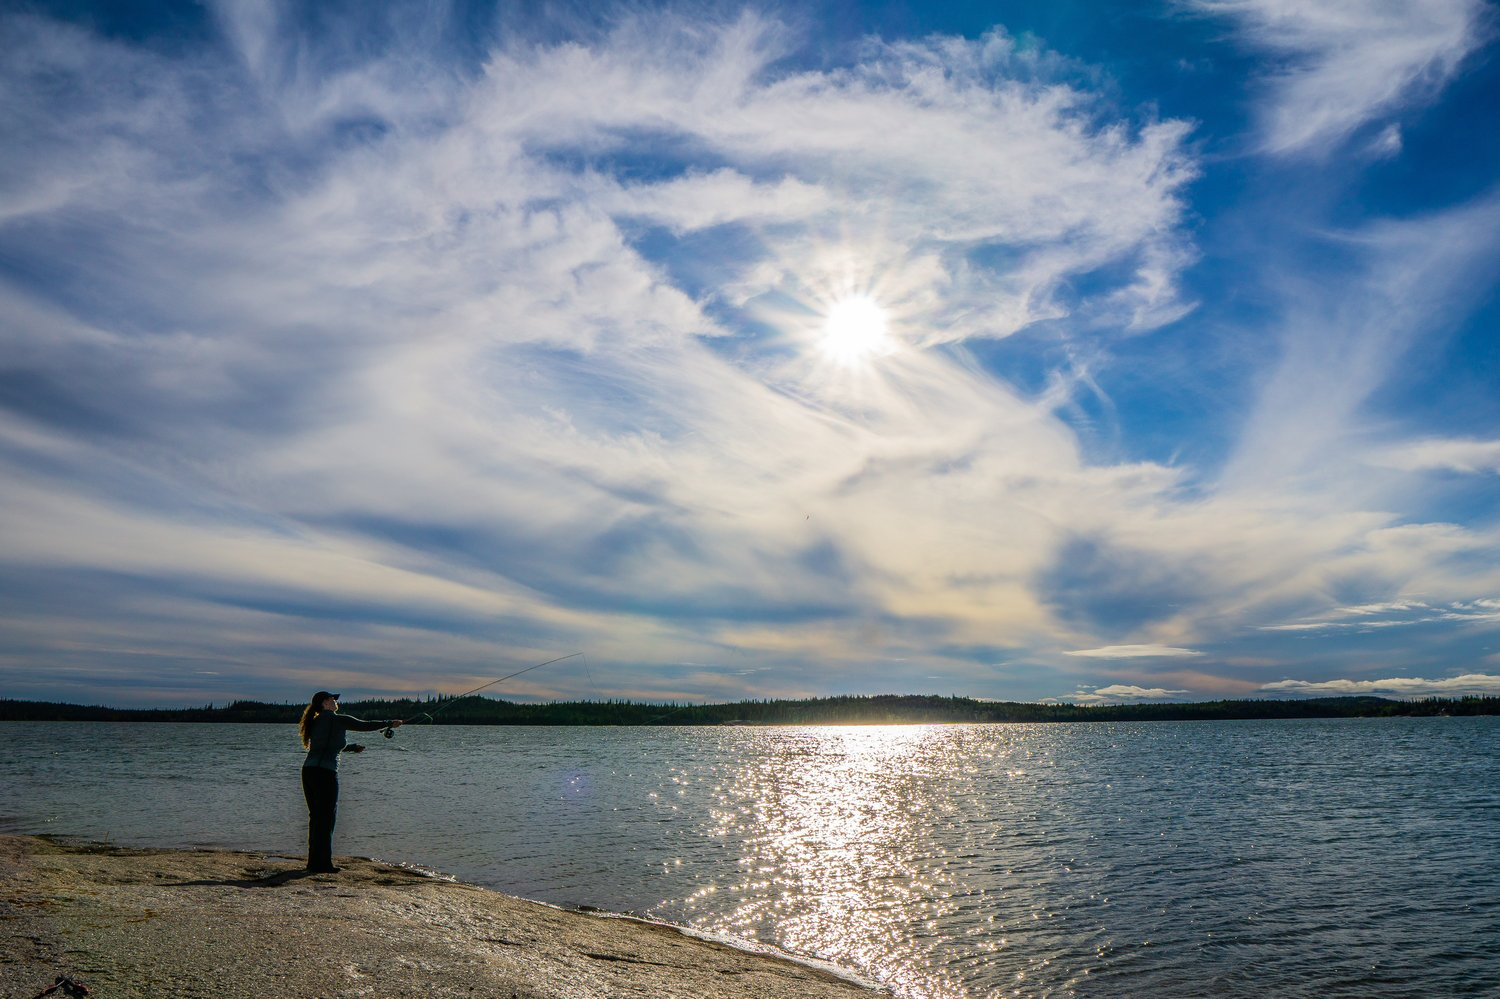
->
[[1188, 0, 1488, 155], [0, 7, 1206, 701], [1260, 673, 1500, 698], [1368, 438, 1500, 474], [1063, 645, 1205, 659], [1263, 599, 1500, 632], [1221, 194, 1500, 492], [1, 4, 1497, 707]]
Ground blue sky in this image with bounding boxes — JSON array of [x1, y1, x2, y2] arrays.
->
[[3, 0, 1499, 708]]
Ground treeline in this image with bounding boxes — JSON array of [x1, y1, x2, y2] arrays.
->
[[3, 692, 1498, 725]]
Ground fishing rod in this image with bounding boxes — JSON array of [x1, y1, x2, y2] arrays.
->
[[382, 652, 583, 738]]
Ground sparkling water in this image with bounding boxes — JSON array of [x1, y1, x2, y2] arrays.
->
[[3, 717, 1496, 997]]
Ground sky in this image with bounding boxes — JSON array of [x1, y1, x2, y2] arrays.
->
[[2, 0, 1499, 709]]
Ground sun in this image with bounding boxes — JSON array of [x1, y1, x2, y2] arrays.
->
[[820, 295, 891, 365]]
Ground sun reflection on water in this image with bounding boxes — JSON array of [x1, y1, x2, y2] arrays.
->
[[690, 725, 981, 998]]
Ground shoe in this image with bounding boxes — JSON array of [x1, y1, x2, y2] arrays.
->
[[306, 865, 341, 874]]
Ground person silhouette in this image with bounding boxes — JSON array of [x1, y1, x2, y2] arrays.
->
[[297, 691, 403, 873]]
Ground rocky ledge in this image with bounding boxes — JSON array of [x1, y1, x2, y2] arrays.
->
[[0, 835, 881, 998]]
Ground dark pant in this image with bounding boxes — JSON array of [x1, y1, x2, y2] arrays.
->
[[301, 766, 339, 870]]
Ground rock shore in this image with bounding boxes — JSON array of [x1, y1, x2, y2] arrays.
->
[[0, 835, 882, 999]]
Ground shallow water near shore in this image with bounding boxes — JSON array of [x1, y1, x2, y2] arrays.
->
[[3, 717, 1497, 997]]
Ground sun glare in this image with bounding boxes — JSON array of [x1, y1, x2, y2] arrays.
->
[[821, 295, 891, 365]]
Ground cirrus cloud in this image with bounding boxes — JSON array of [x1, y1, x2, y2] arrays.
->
[[1368, 438, 1500, 475], [1063, 645, 1205, 659], [0, 3, 1497, 708], [1260, 674, 1500, 698], [1187, 0, 1487, 156], [0, 5, 1203, 703]]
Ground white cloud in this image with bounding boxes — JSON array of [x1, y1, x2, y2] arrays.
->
[[1221, 195, 1500, 495], [0, 8, 1210, 699], [597, 170, 830, 234], [501, 15, 1201, 344], [1, 4, 1497, 707], [1068, 684, 1191, 703], [1063, 645, 1205, 658], [1260, 674, 1500, 698], [1263, 598, 1500, 632], [1369, 438, 1500, 474], [1189, 0, 1486, 156], [1367, 123, 1403, 159]]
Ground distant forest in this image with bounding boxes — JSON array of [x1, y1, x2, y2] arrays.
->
[[3, 693, 1497, 725]]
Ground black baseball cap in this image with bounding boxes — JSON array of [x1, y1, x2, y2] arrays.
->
[[314, 690, 340, 701]]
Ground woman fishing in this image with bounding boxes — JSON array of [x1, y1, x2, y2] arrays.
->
[[297, 691, 403, 874]]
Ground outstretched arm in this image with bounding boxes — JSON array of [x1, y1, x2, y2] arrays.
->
[[337, 715, 402, 733]]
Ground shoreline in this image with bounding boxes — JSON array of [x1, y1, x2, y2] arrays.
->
[[0, 834, 884, 998]]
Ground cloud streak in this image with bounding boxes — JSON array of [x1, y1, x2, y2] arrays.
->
[[1263, 600, 1500, 632], [1261, 674, 1500, 698], [0, 7, 1208, 702], [0, 3, 1497, 706], [1369, 438, 1500, 475], [1063, 645, 1205, 659], [1188, 0, 1488, 155]]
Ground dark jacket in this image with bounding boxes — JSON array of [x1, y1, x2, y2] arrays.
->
[[302, 712, 392, 771]]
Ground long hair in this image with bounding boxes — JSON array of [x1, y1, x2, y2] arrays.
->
[[298, 695, 326, 749]]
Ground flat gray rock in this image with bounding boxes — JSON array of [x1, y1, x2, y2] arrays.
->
[[0, 835, 882, 998]]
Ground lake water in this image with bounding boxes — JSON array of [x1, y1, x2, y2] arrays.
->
[[2, 718, 1497, 997]]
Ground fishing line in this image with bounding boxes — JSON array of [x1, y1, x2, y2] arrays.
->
[[383, 652, 583, 738], [570, 653, 695, 723], [579, 652, 611, 706]]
